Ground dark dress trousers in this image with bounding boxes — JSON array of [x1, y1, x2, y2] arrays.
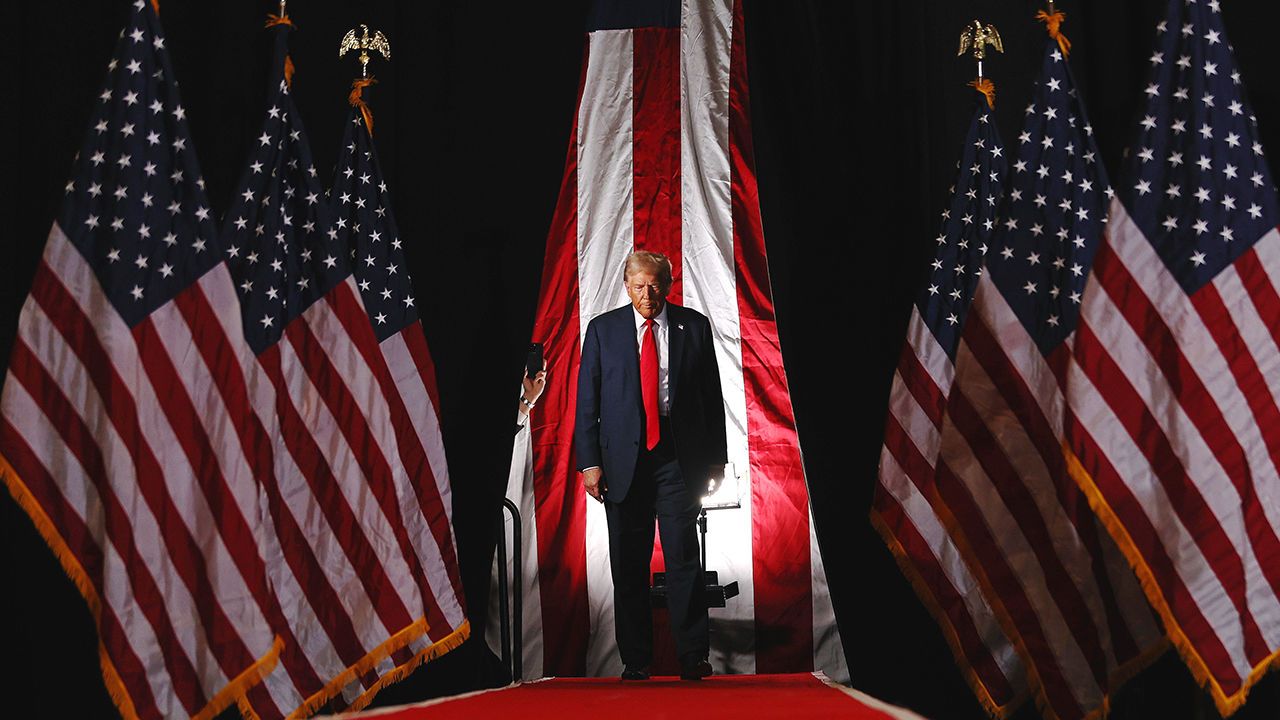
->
[[574, 302, 728, 670]]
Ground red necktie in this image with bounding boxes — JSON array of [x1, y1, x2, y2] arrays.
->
[[640, 318, 659, 450]]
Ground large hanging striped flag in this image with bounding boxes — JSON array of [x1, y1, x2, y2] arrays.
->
[[939, 33, 1165, 720], [324, 84, 470, 707], [488, 0, 846, 681], [872, 94, 1027, 717], [221, 18, 434, 719], [1064, 1, 1280, 716], [0, 1, 282, 717]]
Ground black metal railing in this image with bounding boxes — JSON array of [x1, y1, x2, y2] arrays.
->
[[495, 498, 523, 682]]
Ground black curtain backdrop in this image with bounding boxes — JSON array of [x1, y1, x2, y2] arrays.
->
[[6, 1, 1280, 718]]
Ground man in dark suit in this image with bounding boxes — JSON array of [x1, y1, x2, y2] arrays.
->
[[575, 250, 727, 682]]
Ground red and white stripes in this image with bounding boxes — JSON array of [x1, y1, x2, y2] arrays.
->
[[939, 276, 1164, 720], [874, 306, 1029, 717], [1066, 201, 1280, 713], [489, 0, 845, 682], [1, 225, 281, 720], [338, 324, 470, 710], [238, 277, 442, 718]]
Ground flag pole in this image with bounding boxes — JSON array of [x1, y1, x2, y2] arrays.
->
[[339, 24, 391, 135], [958, 19, 1003, 108]]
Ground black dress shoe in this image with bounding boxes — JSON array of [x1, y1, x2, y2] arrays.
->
[[621, 666, 650, 681], [679, 658, 712, 681]]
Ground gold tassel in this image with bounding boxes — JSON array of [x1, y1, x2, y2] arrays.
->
[[265, 14, 297, 88], [349, 76, 378, 136], [969, 77, 996, 109], [1035, 9, 1072, 58], [265, 13, 294, 29]]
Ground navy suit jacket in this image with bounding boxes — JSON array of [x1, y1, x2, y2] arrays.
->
[[575, 302, 728, 503]]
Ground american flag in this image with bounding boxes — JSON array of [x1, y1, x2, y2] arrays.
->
[[1064, 0, 1280, 715], [221, 19, 436, 718], [487, 0, 846, 681], [873, 97, 1027, 716], [0, 1, 282, 717], [939, 37, 1165, 720], [323, 93, 470, 704]]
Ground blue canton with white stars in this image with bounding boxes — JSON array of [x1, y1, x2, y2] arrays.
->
[[221, 25, 353, 354], [916, 102, 1006, 361], [330, 108, 417, 342], [1119, 0, 1278, 293], [987, 41, 1109, 355], [61, 0, 220, 327]]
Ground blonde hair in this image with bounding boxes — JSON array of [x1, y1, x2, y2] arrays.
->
[[623, 251, 673, 288]]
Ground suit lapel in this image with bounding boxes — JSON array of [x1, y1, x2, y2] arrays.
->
[[620, 307, 640, 393], [667, 304, 684, 409]]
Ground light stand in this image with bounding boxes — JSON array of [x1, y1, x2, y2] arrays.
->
[[652, 463, 741, 608]]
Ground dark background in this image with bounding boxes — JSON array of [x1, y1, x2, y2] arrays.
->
[[5, 1, 1280, 718]]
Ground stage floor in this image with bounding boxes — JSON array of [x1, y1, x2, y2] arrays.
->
[[342, 672, 925, 719]]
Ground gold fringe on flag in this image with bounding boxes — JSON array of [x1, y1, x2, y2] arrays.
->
[[869, 509, 1028, 718], [1062, 442, 1280, 717], [236, 617, 432, 720], [0, 454, 283, 720], [347, 621, 473, 714]]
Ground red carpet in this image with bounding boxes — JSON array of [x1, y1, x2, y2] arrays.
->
[[346, 673, 924, 719]]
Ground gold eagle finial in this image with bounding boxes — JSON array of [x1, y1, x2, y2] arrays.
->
[[339, 24, 391, 78], [957, 19, 1003, 62]]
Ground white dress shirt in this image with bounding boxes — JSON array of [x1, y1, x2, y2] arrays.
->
[[633, 303, 671, 416]]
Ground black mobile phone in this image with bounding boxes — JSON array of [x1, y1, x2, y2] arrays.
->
[[526, 342, 544, 378]]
